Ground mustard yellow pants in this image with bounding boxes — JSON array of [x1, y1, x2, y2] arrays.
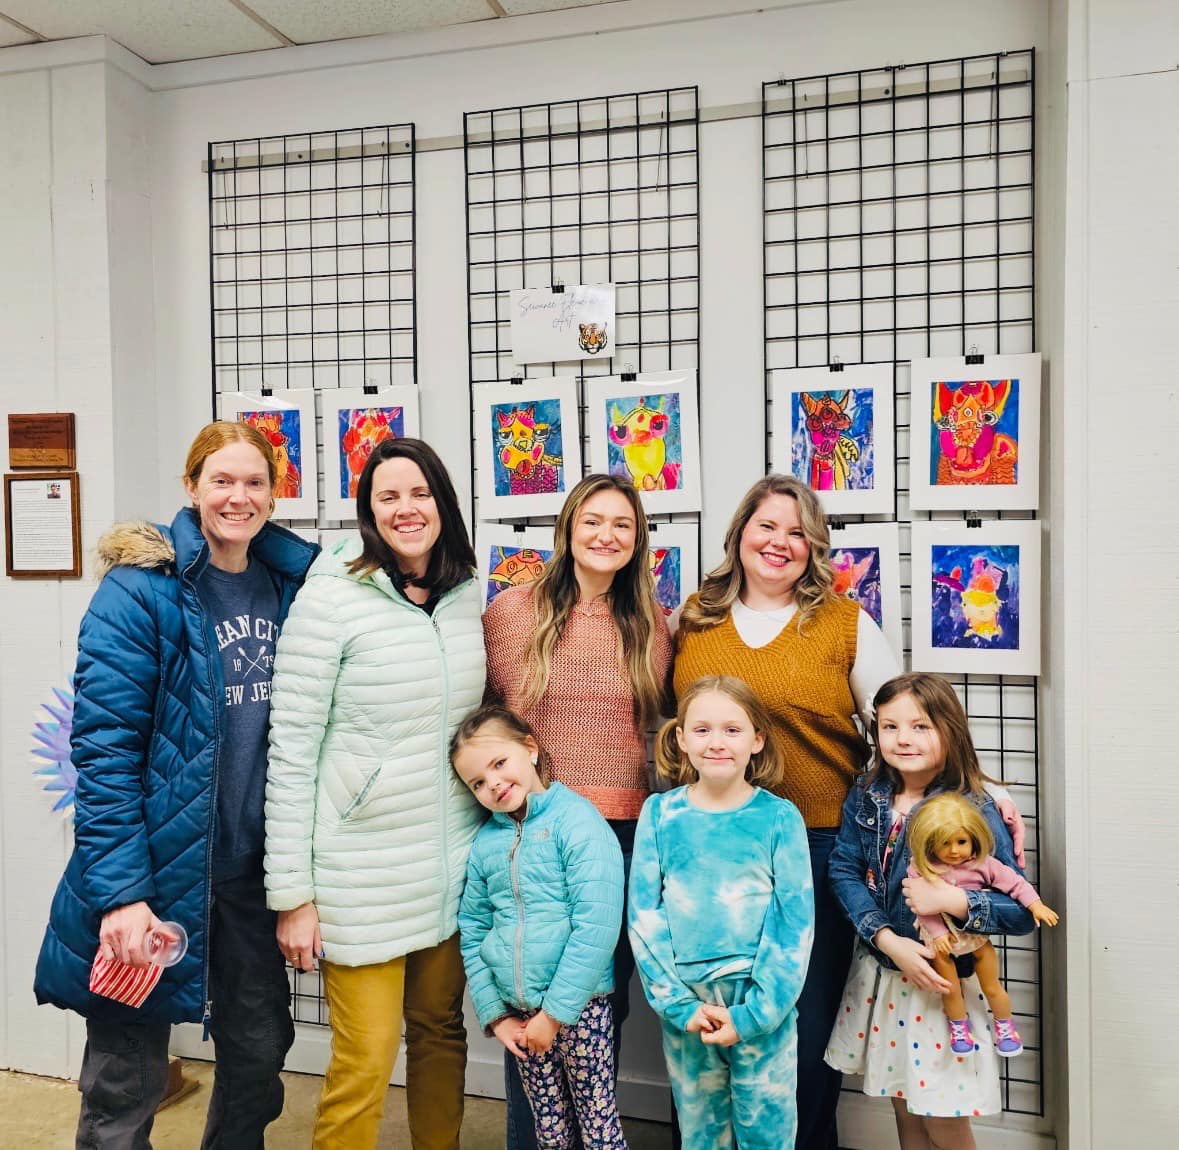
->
[[314, 933, 467, 1150]]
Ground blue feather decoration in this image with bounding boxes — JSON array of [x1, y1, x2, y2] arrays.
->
[[32, 686, 76, 813]]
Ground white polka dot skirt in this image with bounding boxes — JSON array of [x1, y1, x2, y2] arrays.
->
[[824, 941, 1002, 1118]]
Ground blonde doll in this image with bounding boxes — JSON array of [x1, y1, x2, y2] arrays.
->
[[906, 792, 1058, 1057]]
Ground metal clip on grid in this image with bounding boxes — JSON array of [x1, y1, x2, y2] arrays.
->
[[261, 383, 273, 397], [510, 375, 524, 386], [966, 344, 986, 366], [363, 379, 379, 396], [828, 356, 844, 373], [621, 362, 637, 383], [550, 279, 565, 294], [965, 510, 983, 528]]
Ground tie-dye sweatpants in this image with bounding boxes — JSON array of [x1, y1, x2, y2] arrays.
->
[[661, 977, 798, 1150]]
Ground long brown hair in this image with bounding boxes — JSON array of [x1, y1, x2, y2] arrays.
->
[[678, 474, 834, 634], [867, 672, 994, 797], [347, 437, 475, 594], [519, 473, 665, 727], [654, 675, 786, 790]]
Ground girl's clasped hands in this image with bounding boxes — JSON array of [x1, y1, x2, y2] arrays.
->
[[686, 1002, 740, 1046], [492, 1010, 563, 1058]]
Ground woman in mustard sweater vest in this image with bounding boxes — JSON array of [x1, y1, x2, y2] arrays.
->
[[674, 474, 898, 1150], [483, 472, 672, 1150]]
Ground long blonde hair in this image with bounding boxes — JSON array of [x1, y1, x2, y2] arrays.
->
[[678, 474, 834, 634], [519, 473, 666, 727], [907, 792, 994, 880], [654, 675, 786, 789]]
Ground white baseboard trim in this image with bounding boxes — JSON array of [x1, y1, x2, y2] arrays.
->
[[836, 1093, 1057, 1150], [170, 1022, 675, 1123], [174, 1025, 1057, 1142]]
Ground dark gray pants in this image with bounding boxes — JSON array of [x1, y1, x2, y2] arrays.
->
[[76, 873, 295, 1149]]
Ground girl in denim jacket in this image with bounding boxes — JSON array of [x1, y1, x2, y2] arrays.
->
[[825, 673, 1035, 1150], [453, 706, 627, 1149]]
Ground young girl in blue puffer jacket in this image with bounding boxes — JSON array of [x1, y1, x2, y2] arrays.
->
[[453, 705, 627, 1149]]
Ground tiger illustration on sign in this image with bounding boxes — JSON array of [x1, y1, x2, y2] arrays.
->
[[579, 323, 608, 355]]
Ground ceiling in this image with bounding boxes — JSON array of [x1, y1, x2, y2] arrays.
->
[[0, 0, 621, 64]]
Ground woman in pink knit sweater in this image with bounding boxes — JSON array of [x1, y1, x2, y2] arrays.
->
[[483, 472, 672, 1150]]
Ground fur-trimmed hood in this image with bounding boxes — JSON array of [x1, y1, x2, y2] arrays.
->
[[93, 512, 318, 584], [95, 521, 175, 577]]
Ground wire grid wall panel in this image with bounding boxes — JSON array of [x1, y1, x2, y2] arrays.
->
[[763, 50, 1044, 1116], [209, 124, 417, 528], [207, 123, 415, 1019], [464, 86, 700, 528]]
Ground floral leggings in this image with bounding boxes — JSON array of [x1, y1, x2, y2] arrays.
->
[[516, 995, 628, 1149]]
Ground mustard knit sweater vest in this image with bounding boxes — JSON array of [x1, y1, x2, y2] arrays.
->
[[674, 594, 870, 828]]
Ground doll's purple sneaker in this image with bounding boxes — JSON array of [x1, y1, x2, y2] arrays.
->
[[993, 1017, 1023, 1057], [948, 1016, 974, 1054]]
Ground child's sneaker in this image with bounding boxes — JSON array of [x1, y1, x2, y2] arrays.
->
[[948, 1016, 974, 1054], [993, 1017, 1023, 1057]]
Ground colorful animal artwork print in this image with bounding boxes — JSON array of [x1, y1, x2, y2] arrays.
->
[[830, 547, 883, 628], [790, 389, 876, 492], [486, 546, 552, 604], [648, 546, 683, 616], [579, 323, 608, 355], [492, 400, 564, 497], [239, 410, 302, 499], [338, 406, 405, 499], [607, 394, 683, 492], [930, 545, 1020, 650], [931, 378, 1019, 487]]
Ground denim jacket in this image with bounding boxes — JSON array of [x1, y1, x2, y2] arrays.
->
[[828, 777, 1034, 970]]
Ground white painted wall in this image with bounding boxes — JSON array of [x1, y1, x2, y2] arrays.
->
[[12, 0, 1174, 1145], [1059, 2, 1179, 1147], [0, 39, 156, 1076]]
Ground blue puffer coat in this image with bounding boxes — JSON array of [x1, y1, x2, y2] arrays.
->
[[34, 509, 317, 1023], [458, 782, 624, 1031]]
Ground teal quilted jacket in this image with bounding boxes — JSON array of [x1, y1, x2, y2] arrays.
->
[[458, 782, 623, 1029]]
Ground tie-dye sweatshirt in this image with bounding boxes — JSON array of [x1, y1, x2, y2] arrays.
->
[[628, 786, 815, 1040]]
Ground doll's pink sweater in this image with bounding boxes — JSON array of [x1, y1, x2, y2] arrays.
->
[[907, 857, 1042, 939]]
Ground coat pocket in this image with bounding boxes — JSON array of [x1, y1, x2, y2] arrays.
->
[[339, 763, 384, 821]]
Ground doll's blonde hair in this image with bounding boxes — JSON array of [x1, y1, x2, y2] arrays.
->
[[654, 675, 786, 790], [907, 793, 995, 881]]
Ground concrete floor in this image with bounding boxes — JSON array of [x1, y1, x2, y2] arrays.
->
[[0, 1061, 674, 1148]]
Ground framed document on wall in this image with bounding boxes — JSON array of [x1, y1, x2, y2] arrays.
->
[[5, 472, 82, 578]]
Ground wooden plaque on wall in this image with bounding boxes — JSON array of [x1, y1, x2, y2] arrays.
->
[[4, 472, 82, 578], [8, 413, 76, 469]]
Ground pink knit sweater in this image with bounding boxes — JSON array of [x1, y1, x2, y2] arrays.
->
[[906, 856, 1042, 939], [482, 585, 672, 821]]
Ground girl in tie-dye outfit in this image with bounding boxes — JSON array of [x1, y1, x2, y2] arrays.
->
[[628, 676, 815, 1149]]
